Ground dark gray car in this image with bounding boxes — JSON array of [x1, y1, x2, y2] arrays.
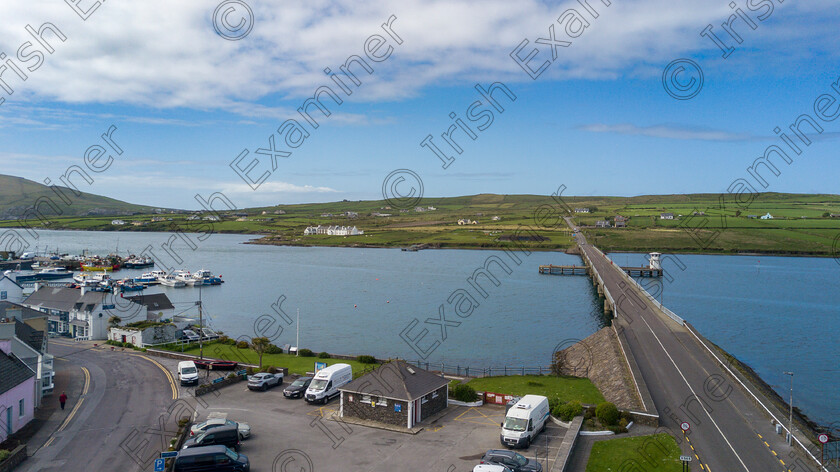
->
[[480, 449, 542, 472]]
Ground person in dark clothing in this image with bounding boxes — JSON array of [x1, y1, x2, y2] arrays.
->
[[59, 392, 67, 410]]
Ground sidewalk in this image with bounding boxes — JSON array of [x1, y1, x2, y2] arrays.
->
[[20, 357, 85, 456]]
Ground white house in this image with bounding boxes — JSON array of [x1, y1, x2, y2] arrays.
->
[[22, 287, 112, 341], [304, 225, 363, 236], [574, 208, 590, 213], [0, 275, 24, 304], [111, 219, 125, 225], [109, 323, 179, 347], [457, 219, 478, 225], [0, 310, 54, 405], [660, 213, 675, 220], [124, 293, 176, 321], [491, 216, 501, 221], [760, 213, 773, 219]]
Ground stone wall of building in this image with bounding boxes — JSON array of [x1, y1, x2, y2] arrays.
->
[[342, 392, 408, 427], [419, 385, 448, 421]]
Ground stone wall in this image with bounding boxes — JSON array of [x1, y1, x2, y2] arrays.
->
[[419, 386, 447, 421], [342, 392, 408, 427]]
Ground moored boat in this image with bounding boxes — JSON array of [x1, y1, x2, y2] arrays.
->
[[193, 269, 224, 285], [16, 267, 74, 282], [158, 273, 186, 288]]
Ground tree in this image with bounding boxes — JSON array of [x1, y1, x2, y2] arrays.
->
[[108, 315, 122, 328], [251, 337, 271, 368], [735, 210, 741, 217], [823, 212, 830, 218]]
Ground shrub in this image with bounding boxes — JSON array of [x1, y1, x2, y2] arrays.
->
[[124, 343, 134, 349], [218, 335, 229, 344], [547, 396, 562, 413], [225, 338, 237, 345], [596, 402, 620, 426], [553, 401, 583, 422], [246, 367, 257, 375], [236, 341, 249, 349], [265, 344, 283, 354], [317, 351, 331, 359], [357, 355, 377, 364], [177, 417, 190, 428], [451, 384, 478, 402], [584, 406, 595, 420], [227, 373, 237, 379], [298, 348, 314, 357], [607, 424, 627, 434], [0, 450, 10, 462], [618, 418, 629, 428]]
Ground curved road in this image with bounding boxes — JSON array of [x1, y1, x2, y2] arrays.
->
[[20, 341, 180, 472], [567, 218, 819, 472]]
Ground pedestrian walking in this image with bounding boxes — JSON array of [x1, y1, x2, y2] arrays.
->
[[59, 391, 67, 410]]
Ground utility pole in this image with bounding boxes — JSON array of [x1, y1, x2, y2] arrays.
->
[[783, 371, 794, 444], [296, 308, 300, 357], [198, 286, 204, 360]]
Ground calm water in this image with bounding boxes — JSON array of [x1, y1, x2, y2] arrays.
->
[[13, 231, 837, 425]]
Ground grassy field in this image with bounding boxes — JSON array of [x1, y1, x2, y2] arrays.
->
[[464, 375, 605, 405], [585, 434, 686, 472], [159, 342, 373, 376], [3, 192, 839, 256]]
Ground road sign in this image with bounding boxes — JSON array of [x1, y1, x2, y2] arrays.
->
[[680, 455, 692, 462], [680, 422, 690, 432], [154, 458, 165, 471], [315, 362, 327, 373], [160, 451, 178, 458], [819, 434, 830, 444]]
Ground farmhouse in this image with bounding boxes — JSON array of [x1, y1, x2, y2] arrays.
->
[[660, 213, 674, 220], [595, 220, 611, 228], [340, 360, 449, 429], [760, 213, 774, 219], [574, 208, 590, 213], [614, 215, 627, 228]]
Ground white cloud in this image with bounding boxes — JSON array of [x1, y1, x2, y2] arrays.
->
[[0, 0, 834, 116], [578, 123, 754, 142]]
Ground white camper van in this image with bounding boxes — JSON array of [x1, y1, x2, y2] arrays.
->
[[304, 363, 352, 404], [178, 360, 199, 386], [500, 395, 550, 448]]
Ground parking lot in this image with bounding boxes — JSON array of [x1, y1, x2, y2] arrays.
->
[[157, 357, 568, 471]]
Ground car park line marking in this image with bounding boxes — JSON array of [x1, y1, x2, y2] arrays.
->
[[306, 406, 338, 418], [453, 407, 503, 426], [44, 366, 90, 448], [132, 354, 178, 400]]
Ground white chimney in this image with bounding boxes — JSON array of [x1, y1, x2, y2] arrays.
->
[[81, 284, 87, 296]]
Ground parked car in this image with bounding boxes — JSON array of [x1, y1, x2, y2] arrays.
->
[[178, 361, 199, 386], [481, 450, 542, 472], [181, 329, 200, 342], [474, 465, 513, 472], [182, 425, 241, 451], [173, 445, 249, 472], [190, 418, 251, 440], [283, 376, 312, 398], [248, 372, 284, 391]]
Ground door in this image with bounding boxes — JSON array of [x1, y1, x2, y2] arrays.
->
[[121, 335, 127, 343], [6, 407, 12, 435], [414, 399, 421, 424]]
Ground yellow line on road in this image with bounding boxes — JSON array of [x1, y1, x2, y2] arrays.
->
[[44, 366, 90, 447], [132, 354, 178, 400]]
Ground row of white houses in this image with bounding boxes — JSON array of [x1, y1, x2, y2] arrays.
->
[[303, 225, 365, 236]]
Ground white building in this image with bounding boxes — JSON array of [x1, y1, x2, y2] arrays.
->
[[0, 275, 24, 304], [109, 323, 179, 347], [574, 208, 590, 213], [457, 219, 478, 225], [660, 213, 675, 220], [304, 225, 364, 236], [760, 213, 773, 219], [22, 287, 113, 340], [111, 220, 125, 225]]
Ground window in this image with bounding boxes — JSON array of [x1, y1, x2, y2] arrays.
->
[[377, 398, 387, 406], [421, 394, 429, 404], [1, 291, 6, 300], [361, 395, 372, 404], [432, 391, 439, 399], [19, 399, 24, 417]]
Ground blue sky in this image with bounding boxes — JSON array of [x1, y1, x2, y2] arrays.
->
[[0, 0, 838, 210]]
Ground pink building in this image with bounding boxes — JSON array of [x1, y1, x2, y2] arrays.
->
[[0, 339, 36, 442]]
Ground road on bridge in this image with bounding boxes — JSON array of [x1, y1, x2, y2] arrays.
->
[[566, 217, 816, 472]]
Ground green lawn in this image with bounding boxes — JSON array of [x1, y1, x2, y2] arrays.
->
[[586, 434, 686, 472], [464, 375, 605, 405], [158, 342, 373, 376]]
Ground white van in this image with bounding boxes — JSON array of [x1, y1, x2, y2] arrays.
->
[[304, 363, 352, 404], [178, 360, 199, 386], [500, 395, 550, 448]]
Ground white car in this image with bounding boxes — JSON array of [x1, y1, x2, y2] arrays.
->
[[248, 372, 284, 391], [474, 465, 513, 472], [189, 418, 250, 440]]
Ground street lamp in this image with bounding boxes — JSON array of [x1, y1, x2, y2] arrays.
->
[[783, 371, 794, 444]]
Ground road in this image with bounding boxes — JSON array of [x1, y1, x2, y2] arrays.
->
[[566, 218, 811, 472], [19, 340, 180, 472]]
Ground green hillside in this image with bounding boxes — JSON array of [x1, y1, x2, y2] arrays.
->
[[0, 174, 161, 218]]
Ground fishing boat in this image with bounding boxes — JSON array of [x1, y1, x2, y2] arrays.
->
[[73, 274, 101, 287], [134, 273, 159, 285], [15, 267, 74, 282], [174, 270, 204, 286], [123, 256, 155, 269], [117, 279, 145, 292], [158, 273, 186, 288], [193, 269, 224, 285]]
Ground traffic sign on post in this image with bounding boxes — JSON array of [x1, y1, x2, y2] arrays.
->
[[680, 422, 690, 432], [160, 451, 178, 458], [154, 458, 165, 472], [680, 455, 692, 462], [818, 434, 829, 444]]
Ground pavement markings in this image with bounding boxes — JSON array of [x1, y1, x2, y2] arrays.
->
[[131, 354, 178, 400], [754, 431, 793, 472], [453, 407, 503, 426], [44, 366, 90, 448], [683, 432, 710, 472]]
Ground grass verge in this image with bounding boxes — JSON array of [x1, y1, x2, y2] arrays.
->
[[585, 433, 686, 472], [464, 375, 605, 405]]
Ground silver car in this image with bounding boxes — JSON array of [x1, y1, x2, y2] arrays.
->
[[189, 418, 251, 440]]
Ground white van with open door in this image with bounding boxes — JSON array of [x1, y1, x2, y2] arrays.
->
[[500, 395, 549, 448], [304, 363, 352, 404]]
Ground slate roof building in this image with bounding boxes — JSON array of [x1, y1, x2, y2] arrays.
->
[[22, 287, 112, 340], [0, 310, 54, 404], [0, 342, 36, 442], [339, 360, 449, 429], [125, 293, 175, 321]]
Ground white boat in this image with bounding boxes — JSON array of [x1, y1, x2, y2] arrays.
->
[[193, 269, 224, 285], [134, 273, 159, 284], [158, 274, 186, 288], [73, 274, 101, 287], [174, 270, 204, 286]]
